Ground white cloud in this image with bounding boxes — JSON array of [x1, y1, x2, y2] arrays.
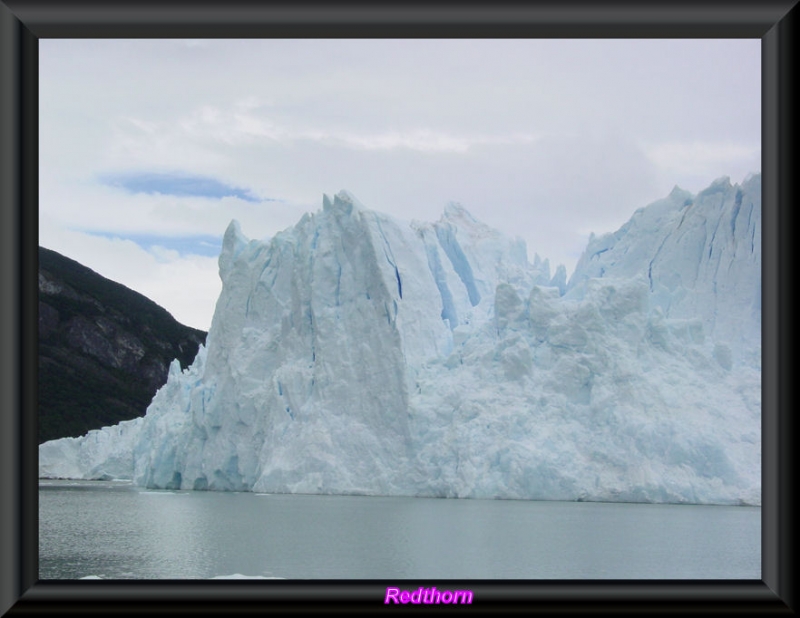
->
[[39, 221, 220, 331], [182, 40, 210, 49], [644, 141, 761, 178], [328, 129, 540, 153], [129, 102, 540, 155]]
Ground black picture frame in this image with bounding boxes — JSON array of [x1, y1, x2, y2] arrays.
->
[[1, 1, 795, 614]]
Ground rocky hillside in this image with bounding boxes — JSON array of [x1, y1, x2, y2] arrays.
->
[[38, 247, 207, 443]]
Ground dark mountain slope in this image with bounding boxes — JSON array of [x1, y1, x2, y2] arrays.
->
[[38, 246, 207, 443]]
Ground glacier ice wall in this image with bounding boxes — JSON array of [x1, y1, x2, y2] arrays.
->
[[39, 178, 762, 505]]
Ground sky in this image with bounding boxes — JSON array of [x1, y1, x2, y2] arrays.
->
[[39, 39, 761, 331]]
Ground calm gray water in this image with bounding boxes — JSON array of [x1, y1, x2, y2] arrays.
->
[[39, 480, 760, 580]]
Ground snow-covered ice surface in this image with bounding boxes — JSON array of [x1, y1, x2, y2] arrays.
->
[[40, 176, 761, 505]]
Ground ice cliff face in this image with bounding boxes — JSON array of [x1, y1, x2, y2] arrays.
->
[[39, 177, 762, 505]]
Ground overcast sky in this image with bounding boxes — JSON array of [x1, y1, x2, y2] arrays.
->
[[39, 39, 760, 331]]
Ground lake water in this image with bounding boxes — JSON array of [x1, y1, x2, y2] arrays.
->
[[39, 480, 760, 580]]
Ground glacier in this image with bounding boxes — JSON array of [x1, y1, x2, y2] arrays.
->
[[39, 175, 761, 505]]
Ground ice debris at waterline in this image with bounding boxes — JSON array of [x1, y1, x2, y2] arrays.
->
[[40, 175, 762, 505]]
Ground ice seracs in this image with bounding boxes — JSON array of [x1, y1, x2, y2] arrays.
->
[[39, 178, 762, 505], [567, 174, 761, 366]]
